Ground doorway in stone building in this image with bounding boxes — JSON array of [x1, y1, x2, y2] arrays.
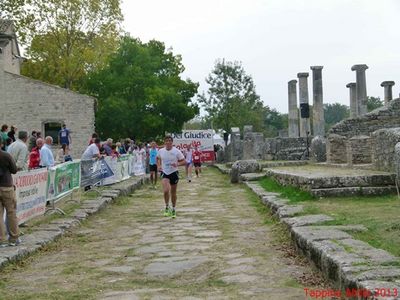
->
[[43, 121, 62, 144]]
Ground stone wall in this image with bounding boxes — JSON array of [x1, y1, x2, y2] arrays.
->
[[328, 98, 400, 138], [372, 128, 400, 172], [327, 134, 347, 163], [0, 70, 95, 159], [346, 135, 372, 165], [243, 131, 264, 160], [265, 137, 309, 161]]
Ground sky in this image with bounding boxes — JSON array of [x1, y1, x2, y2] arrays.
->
[[121, 0, 400, 114]]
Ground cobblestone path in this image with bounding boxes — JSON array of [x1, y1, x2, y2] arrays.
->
[[0, 167, 325, 299]]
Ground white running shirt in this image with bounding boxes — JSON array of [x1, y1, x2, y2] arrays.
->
[[157, 147, 184, 175]]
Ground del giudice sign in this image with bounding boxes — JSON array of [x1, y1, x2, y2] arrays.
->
[[171, 130, 214, 162]]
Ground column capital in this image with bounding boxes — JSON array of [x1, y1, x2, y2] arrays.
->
[[288, 79, 297, 84], [297, 72, 309, 78], [351, 64, 368, 71], [310, 66, 323, 71], [381, 81, 395, 87], [346, 82, 356, 88]]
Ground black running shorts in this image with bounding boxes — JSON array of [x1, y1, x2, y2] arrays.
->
[[194, 162, 201, 167], [160, 171, 179, 185], [149, 164, 157, 172]]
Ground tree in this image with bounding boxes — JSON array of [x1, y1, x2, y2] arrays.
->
[[198, 59, 264, 134], [83, 36, 199, 140], [324, 103, 349, 131], [367, 96, 384, 112], [0, 0, 123, 89], [263, 107, 288, 137]]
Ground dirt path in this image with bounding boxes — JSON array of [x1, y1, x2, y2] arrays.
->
[[0, 167, 326, 299]]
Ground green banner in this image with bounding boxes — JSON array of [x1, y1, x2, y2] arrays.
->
[[47, 161, 81, 201]]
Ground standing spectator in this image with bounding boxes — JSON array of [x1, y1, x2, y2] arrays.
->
[[28, 131, 37, 152], [0, 125, 8, 151], [0, 135, 20, 247], [7, 125, 17, 143], [7, 130, 29, 171], [39, 136, 55, 167], [81, 138, 102, 160], [88, 133, 98, 145], [120, 138, 131, 154], [103, 138, 113, 156], [28, 141, 41, 170], [58, 124, 71, 148], [111, 144, 120, 158]]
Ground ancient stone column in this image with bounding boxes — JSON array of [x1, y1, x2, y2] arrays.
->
[[381, 81, 395, 104], [288, 80, 299, 137], [346, 82, 357, 118], [310, 66, 325, 136], [297, 72, 311, 137], [351, 64, 368, 115]]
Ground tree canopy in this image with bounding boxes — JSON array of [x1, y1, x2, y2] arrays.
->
[[0, 0, 123, 89], [197, 59, 265, 134], [84, 36, 199, 141]]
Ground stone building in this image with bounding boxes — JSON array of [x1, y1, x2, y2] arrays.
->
[[0, 20, 95, 158]]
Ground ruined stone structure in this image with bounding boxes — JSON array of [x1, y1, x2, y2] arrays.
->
[[372, 128, 400, 172], [0, 20, 95, 158], [327, 98, 400, 170], [297, 72, 311, 137], [351, 64, 368, 116], [310, 66, 325, 137], [287, 80, 299, 137], [346, 82, 357, 118], [310, 136, 326, 162], [381, 81, 395, 104], [243, 126, 264, 160]]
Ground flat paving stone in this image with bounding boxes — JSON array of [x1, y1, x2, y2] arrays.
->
[[144, 257, 209, 276], [220, 274, 260, 283], [102, 265, 134, 273]]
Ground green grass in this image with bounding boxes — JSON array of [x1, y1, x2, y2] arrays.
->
[[258, 177, 315, 202], [258, 177, 400, 257]]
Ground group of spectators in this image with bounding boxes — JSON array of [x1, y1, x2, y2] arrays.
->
[[0, 123, 73, 172], [82, 134, 150, 168]]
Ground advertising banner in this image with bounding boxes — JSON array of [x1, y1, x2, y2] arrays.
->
[[102, 155, 132, 185], [47, 161, 81, 201], [81, 158, 114, 187], [13, 168, 48, 224], [171, 130, 215, 162]]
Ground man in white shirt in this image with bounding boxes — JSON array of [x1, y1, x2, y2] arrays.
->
[[81, 138, 101, 160], [7, 130, 29, 171], [39, 136, 55, 167], [157, 135, 186, 218]]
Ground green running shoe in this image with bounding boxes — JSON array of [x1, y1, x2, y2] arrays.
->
[[171, 209, 176, 218], [164, 207, 171, 217]]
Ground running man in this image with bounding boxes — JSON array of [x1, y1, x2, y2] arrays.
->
[[148, 141, 158, 187], [184, 144, 193, 182], [157, 135, 186, 218], [192, 145, 203, 178]]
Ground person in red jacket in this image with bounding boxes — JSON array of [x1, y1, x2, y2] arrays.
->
[[192, 146, 203, 178], [28, 145, 41, 169]]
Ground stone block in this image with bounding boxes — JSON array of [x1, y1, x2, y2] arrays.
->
[[276, 205, 304, 218], [230, 160, 260, 183], [310, 136, 326, 162], [282, 214, 334, 227]]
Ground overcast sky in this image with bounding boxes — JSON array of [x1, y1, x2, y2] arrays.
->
[[121, 0, 400, 114]]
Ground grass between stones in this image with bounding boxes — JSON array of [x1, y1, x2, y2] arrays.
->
[[258, 177, 400, 257], [258, 177, 315, 202]]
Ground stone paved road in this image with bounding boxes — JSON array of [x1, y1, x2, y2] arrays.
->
[[0, 167, 326, 299]]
